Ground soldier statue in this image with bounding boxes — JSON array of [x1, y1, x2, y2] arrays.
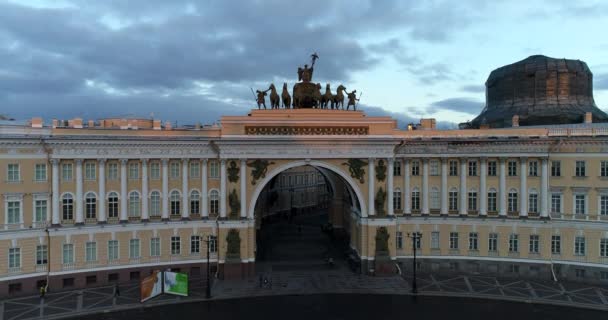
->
[[346, 90, 360, 111], [256, 89, 269, 109]]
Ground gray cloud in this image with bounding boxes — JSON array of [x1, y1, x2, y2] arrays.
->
[[428, 97, 484, 115], [596, 73, 608, 90], [460, 84, 486, 93]]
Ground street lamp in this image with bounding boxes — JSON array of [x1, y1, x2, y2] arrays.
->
[[202, 235, 212, 299], [407, 232, 421, 294]]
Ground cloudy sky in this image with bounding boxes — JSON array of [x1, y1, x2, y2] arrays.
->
[[1, 0, 607, 128]]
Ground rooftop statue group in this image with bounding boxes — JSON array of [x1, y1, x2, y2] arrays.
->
[[253, 53, 361, 110]]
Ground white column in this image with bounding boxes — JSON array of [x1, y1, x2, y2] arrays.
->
[[368, 158, 375, 216], [181, 159, 189, 220], [499, 158, 507, 216], [479, 158, 487, 216], [387, 158, 394, 216], [422, 159, 429, 215], [441, 158, 448, 215], [141, 159, 149, 221], [240, 159, 247, 218], [459, 158, 467, 216], [519, 157, 528, 218], [98, 159, 106, 223], [75, 159, 84, 225], [120, 159, 128, 222], [540, 158, 549, 218], [161, 159, 169, 220], [220, 159, 227, 218], [202, 159, 208, 218], [404, 159, 411, 214], [51, 159, 60, 226]]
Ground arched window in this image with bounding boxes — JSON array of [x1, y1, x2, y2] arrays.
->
[[85, 192, 96, 219], [190, 190, 200, 215], [150, 191, 161, 217], [170, 190, 181, 215], [528, 188, 538, 213], [108, 192, 119, 219], [487, 188, 497, 212], [62, 194, 73, 221], [128, 191, 140, 217], [411, 187, 420, 211], [209, 190, 219, 215], [430, 187, 440, 209], [508, 189, 518, 212], [393, 188, 402, 211], [449, 188, 458, 211]]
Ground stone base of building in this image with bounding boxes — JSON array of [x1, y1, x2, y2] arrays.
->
[[219, 261, 255, 280]]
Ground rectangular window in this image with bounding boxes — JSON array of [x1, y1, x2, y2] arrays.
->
[[411, 190, 420, 211], [108, 162, 118, 180], [488, 191, 497, 212], [575, 194, 586, 215], [209, 236, 217, 253], [574, 236, 586, 256], [528, 161, 538, 176], [411, 161, 420, 176], [61, 163, 73, 181], [508, 161, 517, 176], [600, 238, 608, 257], [449, 232, 459, 249], [396, 232, 403, 249], [551, 161, 561, 177], [85, 242, 97, 262], [575, 161, 586, 177], [108, 240, 119, 261], [36, 245, 48, 265], [150, 238, 161, 257], [62, 244, 74, 264], [508, 191, 518, 212], [430, 160, 439, 176], [488, 161, 497, 176], [468, 232, 478, 250], [150, 162, 161, 179], [171, 236, 181, 255], [393, 161, 401, 176], [601, 195, 608, 216], [7, 200, 21, 224], [190, 236, 200, 254], [7, 163, 20, 182], [468, 192, 477, 211], [488, 233, 498, 252], [129, 163, 139, 179], [551, 235, 561, 254], [509, 234, 519, 252], [190, 161, 200, 178], [601, 161, 608, 177], [209, 161, 219, 179], [129, 239, 140, 259], [449, 191, 458, 211], [449, 160, 458, 176], [468, 160, 477, 176], [35, 199, 47, 222], [9, 248, 21, 269], [528, 194, 538, 213], [170, 162, 180, 179], [429, 232, 438, 249], [85, 162, 96, 180], [35, 164, 47, 181], [393, 191, 402, 211], [551, 193, 562, 213], [529, 235, 540, 253]]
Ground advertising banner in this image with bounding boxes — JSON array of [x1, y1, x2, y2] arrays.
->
[[163, 271, 189, 296], [140, 270, 163, 302]]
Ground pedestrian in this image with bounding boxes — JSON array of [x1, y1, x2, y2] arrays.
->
[[114, 283, 120, 297], [39, 285, 46, 298], [263, 276, 269, 288]]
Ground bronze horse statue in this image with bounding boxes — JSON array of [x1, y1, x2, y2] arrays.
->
[[332, 85, 346, 110], [281, 83, 291, 109], [268, 83, 280, 109], [321, 84, 332, 109]]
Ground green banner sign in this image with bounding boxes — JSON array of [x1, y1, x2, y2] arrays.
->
[[163, 271, 189, 296]]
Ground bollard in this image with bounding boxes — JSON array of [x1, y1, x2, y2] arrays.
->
[[76, 291, 83, 311]]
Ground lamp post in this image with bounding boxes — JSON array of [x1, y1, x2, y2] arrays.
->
[[407, 232, 421, 294], [203, 235, 212, 299]]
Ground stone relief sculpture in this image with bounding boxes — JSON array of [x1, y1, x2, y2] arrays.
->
[[375, 187, 386, 216], [375, 227, 389, 257], [228, 189, 240, 218], [226, 228, 241, 261], [227, 160, 239, 183], [247, 159, 275, 185], [375, 159, 386, 182], [342, 158, 368, 183]]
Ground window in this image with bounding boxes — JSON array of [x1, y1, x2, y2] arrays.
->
[[600, 238, 608, 257], [601, 161, 608, 177], [430, 160, 439, 176], [430, 187, 440, 209], [36, 245, 48, 265], [393, 161, 401, 176], [551, 161, 561, 177], [449, 160, 458, 176], [190, 190, 201, 214], [171, 236, 181, 255], [170, 190, 181, 215], [85, 193, 96, 219], [551, 193, 562, 214], [85, 162, 96, 180], [108, 240, 119, 261], [62, 244, 74, 264], [128, 191, 140, 217], [468, 160, 477, 176], [7, 163, 20, 182], [431, 232, 440, 249], [488, 161, 497, 176], [108, 192, 119, 218], [85, 242, 97, 262], [150, 162, 160, 179], [488, 233, 498, 252], [209, 161, 219, 179], [468, 191, 477, 211], [575, 161, 586, 177], [61, 163, 73, 181], [528, 192, 538, 213], [129, 163, 139, 179], [488, 189, 497, 212], [108, 162, 118, 180], [529, 161, 538, 176], [574, 236, 586, 256], [413, 232, 421, 249], [393, 188, 402, 211], [150, 238, 161, 256], [191, 235, 200, 254], [411, 161, 420, 176], [9, 248, 21, 269], [150, 191, 161, 217], [601, 271, 608, 280], [62, 194, 74, 221], [190, 161, 200, 178], [7, 200, 21, 224], [209, 235, 217, 253], [449, 189, 458, 211], [551, 235, 561, 254], [601, 195, 608, 216], [35, 163, 47, 181], [411, 189, 420, 211], [449, 232, 459, 249], [508, 161, 517, 176], [575, 194, 586, 215], [529, 235, 539, 253], [396, 232, 403, 249], [33, 199, 47, 223], [575, 269, 586, 278], [509, 234, 519, 252], [508, 190, 518, 212], [170, 162, 180, 179], [129, 239, 140, 259], [469, 232, 478, 250], [210, 190, 219, 214]]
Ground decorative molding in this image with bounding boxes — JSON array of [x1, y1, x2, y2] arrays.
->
[[245, 126, 368, 135]]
